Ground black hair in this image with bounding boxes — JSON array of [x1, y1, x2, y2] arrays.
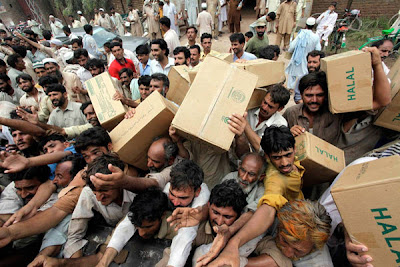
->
[[0, 72, 10, 83], [10, 165, 50, 184], [170, 159, 203, 192], [268, 84, 290, 108], [261, 126, 295, 155], [173, 46, 190, 59], [119, 67, 134, 77], [244, 31, 253, 39], [371, 39, 394, 49], [307, 50, 325, 61], [186, 25, 198, 34], [23, 29, 35, 36], [103, 41, 111, 48], [83, 24, 93, 34], [209, 179, 247, 216], [7, 53, 23, 68], [74, 48, 89, 59], [159, 16, 171, 28], [151, 39, 169, 57], [74, 127, 111, 153], [189, 44, 201, 54], [16, 73, 33, 84], [152, 136, 179, 162], [267, 12, 276, 20], [136, 44, 150, 55], [42, 30, 52, 40], [0, 29, 6, 34], [230, 33, 245, 44], [38, 75, 59, 88], [151, 73, 169, 88], [258, 46, 275, 60], [71, 38, 83, 47], [45, 83, 66, 94], [0, 59, 6, 66], [299, 71, 328, 96], [128, 187, 168, 227], [330, 1, 337, 8], [112, 37, 123, 43], [4, 36, 13, 42], [138, 75, 151, 87], [63, 26, 71, 34], [38, 134, 66, 151], [12, 46, 27, 58], [86, 58, 105, 69], [109, 41, 123, 50], [80, 101, 92, 112], [201, 33, 212, 43], [58, 154, 86, 179]]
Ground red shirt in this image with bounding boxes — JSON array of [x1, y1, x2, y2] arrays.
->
[[108, 58, 136, 80]]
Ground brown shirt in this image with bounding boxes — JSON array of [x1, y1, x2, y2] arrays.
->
[[193, 221, 215, 247]]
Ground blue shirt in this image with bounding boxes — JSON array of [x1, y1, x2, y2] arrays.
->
[[48, 145, 77, 180], [139, 58, 152, 76], [27, 50, 48, 63], [233, 51, 257, 62]]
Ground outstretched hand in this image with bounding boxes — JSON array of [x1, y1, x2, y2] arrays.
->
[[0, 151, 30, 173], [90, 164, 126, 190], [167, 206, 203, 231]]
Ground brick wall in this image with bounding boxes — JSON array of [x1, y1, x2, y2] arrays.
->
[[110, 0, 144, 14], [311, 0, 399, 19]]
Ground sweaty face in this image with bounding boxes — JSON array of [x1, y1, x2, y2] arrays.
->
[[15, 178, 41, 204], [147, 141, 168, 172], [256, 26, 266, 37], [267, 148, 295, 174], [81, 145, 109, 164], [187, 28, 197, 41], [307, 56, 321, 73], [48, 91, 66, 107], [190, 48, 200, 66], [174, 52, 187, 66], [209, 203, 238, 229], [136, 219, 162, 239], [12, 130, 34, 151], [302, 85, 325, 113], [231, 41, 244, 55], [168, 186, 196, 208], [120, 71, 133, 87], [149, 79, 164, 96], [237, 157, 262, 192], [45, 62, 59, 76], [139, 84, 151, 100], [276, 232, 315, 261], [34, 67, 47, 78], [93, 188, 120, 206], [201, 38, 212, 53], [43, 140, 67, 154], [53, 161, 73, 188], [17, 79, 34, 93], [259, 93, 281, 121], [77, 55, 89, 67], [111, 46, 124, 60], [151, 44, 165, 62], [378, 40, 394, 59]]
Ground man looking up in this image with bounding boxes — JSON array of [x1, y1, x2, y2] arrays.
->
[[189, 45, 201, 68], [150, 39, 175, 75], [230, 33, 257, 62], [159, 17, 180, 58], [108, 42, 136, 80], [173, 46, 190, 66], [245, 19, 269, 58]]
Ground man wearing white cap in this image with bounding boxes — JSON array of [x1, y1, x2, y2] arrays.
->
[[196, 3, 213, 38], [98, 8, 114, 31], [285, 17, 321, 90], [49, 15, 64, 36], [77, 11, 88, 26], [245, 18, 269, 58]]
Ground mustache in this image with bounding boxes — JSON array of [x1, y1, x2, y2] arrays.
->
[[279, 164, 292, 169], [308, 102, 320, 106]]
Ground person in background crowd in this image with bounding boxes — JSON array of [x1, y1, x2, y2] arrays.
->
[[77, 11, 89, 25], [197, 3, 213, 38], [275, 0, 297, 51], [230, 33, 257, 62], [245, 19, 269, 58], [316, 2, 338, 47], [110, 7, 125, 36], [160, 17, 180, 58]]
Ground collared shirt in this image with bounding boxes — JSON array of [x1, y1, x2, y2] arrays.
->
[[164, 29, 180, 57], [27, 49, 49, 63], [247, 107, 288, 139], [222, 171, 265, 212], [19, 87, 47, 108], [48, 100, 87, 128], [0, 87, 24, 106], [150, 57, 175, 75], [76, 67, 92, 88], [63, 186, 136, 258], [258, 159, 305, 210], [283, 103, 342, 145], [316, 10, 338, 30], [109, 58, 136, 80], [139, 58, 152, 76], [233, 51, 257, 62], [83, 34, 103, 59], [8, 67, 24, 89]]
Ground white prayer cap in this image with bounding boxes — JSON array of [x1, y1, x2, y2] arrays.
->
[[50, 39, 63, 46], [99, 8, 105, 12], [306, 17, 316, 26], [49, 15, 55, 19], [32, 61, 45, 69], [144, 0, 151, 5], [63, 51, 74, 62], [43, 58, 58, 65], [201, 3, 207, 9], [77, 11, 83, 15]]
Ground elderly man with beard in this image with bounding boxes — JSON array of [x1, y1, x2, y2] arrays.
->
[[0, 72, 25, 105], [43, 58, 87, 103], [293, 50, 325, 104], [245, 19, 269, 58]]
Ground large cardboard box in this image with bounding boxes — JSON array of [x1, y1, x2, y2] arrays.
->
[[320, 50, 373, 114], [374, 57, 400, 131], [189, 53, 233, 83], [212, 53, 233, 63], [247, 88, 268, 110], [167, 65, 191, 105], [233, 59, 285, 88], [85, 72, 127, 131], [109, 91, 178, 170], [295, 132, 345, 186], [172, 56, 258, 151], [331, 156, 400, 267]]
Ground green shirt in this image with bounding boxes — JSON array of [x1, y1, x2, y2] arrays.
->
[[245, 35, 269, 58]]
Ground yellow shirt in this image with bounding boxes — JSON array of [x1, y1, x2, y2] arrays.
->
[[258, 158, 304, 210]]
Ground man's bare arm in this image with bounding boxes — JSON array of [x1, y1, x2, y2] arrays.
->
[[243, 123, 261, 152], [0, 116, 46, 137]]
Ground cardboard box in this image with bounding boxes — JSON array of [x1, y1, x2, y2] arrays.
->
[[331, 156, 400, 267], [172, 56, 258, 151], [295, 132, 345, 186], [320, 50, 373, 114], [109, 91, 178, 170], [85, 72, 127, 131], [247, 88, 268, 110], [188, 53, 234, 83], [374, 57, 400, 131], [233, 59, 285, 88], [166, 65, 191, 105], [212, 53, 233, 63]]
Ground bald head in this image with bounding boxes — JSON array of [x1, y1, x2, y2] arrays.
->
[[147, 136, 178, 173]]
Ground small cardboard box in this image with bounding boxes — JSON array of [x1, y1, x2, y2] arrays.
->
[[172, 56, 258, 151], [109, 91, 178, 170], [233, 59, 285, 88], [320, 50, 373, 114], [331, 156, 400, 267], [374, 57, 400, 131], [85, 72, 127, 131], [295, 132, 345, 186], [247, 88, 268, 110], [166, 65, 191, 105]]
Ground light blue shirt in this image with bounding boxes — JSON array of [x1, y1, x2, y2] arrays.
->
[[27, 50, 48, 63], [139, 58, 152, 76], [82, 34, 103, 59], [233, 51, 257, 62]]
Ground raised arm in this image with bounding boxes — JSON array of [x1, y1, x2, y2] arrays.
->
[[0, 116, 46, 137]]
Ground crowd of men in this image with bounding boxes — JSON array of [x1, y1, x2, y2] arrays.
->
[[0, 0, 397, 267]]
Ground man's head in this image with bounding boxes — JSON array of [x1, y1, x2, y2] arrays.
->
[[33, 62, 47, 78], [237, 153, 265, 193], [259, 85, 290, 121], [53, 154, 86, 188], [0, 59, 6, 74], [150, 73, 169, 96], [138, 75, 152, 100], [49, 15, 55, 23], [84, 24, 93, 34], [229, 33, 245, 56], [169, 159, 203, 208], [266, 12, 276, 22], [10, 165, 50, 204], [119, 68, 134, 87], [173, 46, 190, 66], [259, 45, 280, 61], [276, 200, 331, 260], [85, 58, 105, 77], [38, 75, 58, 92], [16, 74, 34, 93], [71, 38, 83, 51], [45, 84, 67, 107], [208, 180, 247, 229], [43, 59, 61, 77], [129, 187, 169, 239], [75, 127, 112, 163], [38, 134, 69, 154], [244, 31, 253, 43], [110, 42, 124, 60], [151, 39, 169, 61], [85, 154, 125, 205], [99, 8, 105, 17], [74, 48, 89, 67], [103, 41, 111, 54], [42, 30, 52, 40], [136, 44, 150, 65], [10, 129, 35, 152], [254, 20, 267, 38], [299, 71, 328, 113], [371, 39, 394, 60], [328, 2, 337, 11], [261, 126, 296, 174], [186, 26, 198, 42], [63, 25, 71, 36], [200, 33, 212, 54], [147, 136, 178, 172], [159, 16, 171, 32], [7, 54, 25, 71], [0, 73, 13, 94], [112, 37, 123, 45], [80, 101, 100, 127], [128, 4, 133, 11], [189, 45, 201, 67], [306, 50, 325, 73], [0, 29, 6, 39], [110, 7, 116, 14]]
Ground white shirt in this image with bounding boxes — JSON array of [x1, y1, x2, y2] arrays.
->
[[76, 67, 92, 89], [163, 29, 180, 57], [316, 10, 338, 31], [150, 57, 175, 75], [163, 2, 179, 34]]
